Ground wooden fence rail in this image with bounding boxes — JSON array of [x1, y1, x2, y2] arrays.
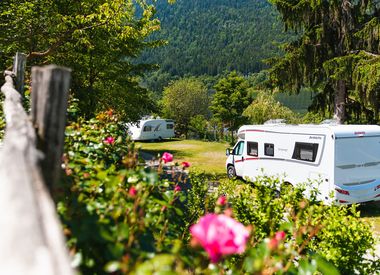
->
[[0, 54, 74, 275]]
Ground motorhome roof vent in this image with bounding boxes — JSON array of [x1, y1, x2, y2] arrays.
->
[[264, 119, 286, 125]]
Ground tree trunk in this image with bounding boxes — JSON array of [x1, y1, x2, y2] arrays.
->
[[334, 80, 346, 124]]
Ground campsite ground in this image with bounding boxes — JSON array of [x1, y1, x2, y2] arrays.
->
[[137, 139, 380, 238]]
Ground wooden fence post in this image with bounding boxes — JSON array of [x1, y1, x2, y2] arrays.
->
[[0, 58, 74, 274], [31, 65, 71, 191], [12, 52, 27, 97]]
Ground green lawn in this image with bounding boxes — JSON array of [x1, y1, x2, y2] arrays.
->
[[136, 139, 230, 176], [136, 139, 380, 236]]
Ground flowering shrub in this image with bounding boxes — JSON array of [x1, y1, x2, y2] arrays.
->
[[57, 111, 379, 274], [215, 177, 379, 274]]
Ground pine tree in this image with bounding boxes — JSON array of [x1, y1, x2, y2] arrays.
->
[[269, 0, 380, 123]]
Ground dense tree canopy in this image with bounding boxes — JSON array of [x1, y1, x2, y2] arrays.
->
[[210, 71, 251, 135], [243, 92, 297, 124], [269, 0, 380, 123], [140, 0, 293, 77], [0, 0, 173, 121], [161, 77, 209, 136]]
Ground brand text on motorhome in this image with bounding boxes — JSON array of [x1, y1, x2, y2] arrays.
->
[[226, 124, 380, 204]]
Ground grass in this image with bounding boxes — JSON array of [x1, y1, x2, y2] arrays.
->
[[137, 139, 380, 236], [136, 138, 230, 176]]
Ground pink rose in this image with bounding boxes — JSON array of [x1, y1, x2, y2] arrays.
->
[[128, 186, 137, 197], [174, 185, 181, 192], [181, 161, 191, 168], [190, 214, 250, 263], [275, 231, 285, 241], [268, 231, 286, 250], [216, 195, 227, 206], [104, 136, 115, 144], [161, 152, 173, 163]]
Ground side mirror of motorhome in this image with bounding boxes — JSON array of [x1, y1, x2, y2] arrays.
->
[[226, 148, 231, 156]]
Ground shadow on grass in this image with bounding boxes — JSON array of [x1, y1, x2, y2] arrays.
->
[[358, 201, 380, 218], [138, 148, 192, 160], [136, 138, 182, 143]]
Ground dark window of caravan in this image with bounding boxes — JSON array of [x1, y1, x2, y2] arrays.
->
[[292, 142, 319, 162], [167, 124, 174, 129], [143, 125, 152, 132], [264, 143, 274, 156], [247, 142, 258, 156]]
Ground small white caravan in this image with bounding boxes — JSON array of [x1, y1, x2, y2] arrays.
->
[[226, 123, 380, 204], [127, 118, 175, 141]]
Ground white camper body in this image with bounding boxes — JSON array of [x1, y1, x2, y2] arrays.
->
[[226, 124, 380, 204], [127, 118, 175, 141]]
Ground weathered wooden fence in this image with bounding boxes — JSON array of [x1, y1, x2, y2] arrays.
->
[[0, 53, 74, 275]]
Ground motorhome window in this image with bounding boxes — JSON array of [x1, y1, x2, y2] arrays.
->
[[154, 124, 161, 131], [264, 143, 274, 156], [247, 142, 258, 157], [233, 141, 244, 155], [167, 124, 174, 129], [292, 142, 319, 162], [143, 125, 152, 132]]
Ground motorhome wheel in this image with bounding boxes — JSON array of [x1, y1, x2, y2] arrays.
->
[[227, 165, 236, 179]]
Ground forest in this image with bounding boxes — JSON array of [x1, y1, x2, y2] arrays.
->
[[140, 0, 293, 76]]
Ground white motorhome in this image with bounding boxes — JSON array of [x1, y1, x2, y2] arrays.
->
[[226, 123, 380, 204], [127, 118, 175, 141]]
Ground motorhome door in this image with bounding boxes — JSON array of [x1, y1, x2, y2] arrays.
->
[[233, 141, 245, 176]]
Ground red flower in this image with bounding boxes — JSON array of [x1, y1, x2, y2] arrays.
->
[[128, 186, 137, 197], [174, 185, 181, 192], [106, 109, 113, 117], [104, 136, 115, 145], [181, 161, 191, 168], [216, 195, 227, 206], [161, 152, 173, 163]]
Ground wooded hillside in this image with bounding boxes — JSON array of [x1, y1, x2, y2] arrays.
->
[[140, 0, 294, 76]]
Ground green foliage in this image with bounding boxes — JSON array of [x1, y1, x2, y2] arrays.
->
[[58, 110, 378, 274], [216, 177, 379, 274], [308, 205, 376, 274], [59, 111, 189, 273], [188, 115, 208, 140], [269, 0, 380, 123], [210, 71, 251, 133], [161, 77, 209, 137], [0, 0, 172, 120], [243, 91, 298, 124], [140, 0, 293, 76]]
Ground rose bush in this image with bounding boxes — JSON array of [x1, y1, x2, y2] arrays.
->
[[57, 111, 379, 274]]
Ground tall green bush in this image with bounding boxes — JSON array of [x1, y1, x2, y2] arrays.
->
[[215, 177, 378, 274]]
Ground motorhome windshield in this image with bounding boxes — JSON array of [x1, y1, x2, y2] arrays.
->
[[335, 136, 380, 184]]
